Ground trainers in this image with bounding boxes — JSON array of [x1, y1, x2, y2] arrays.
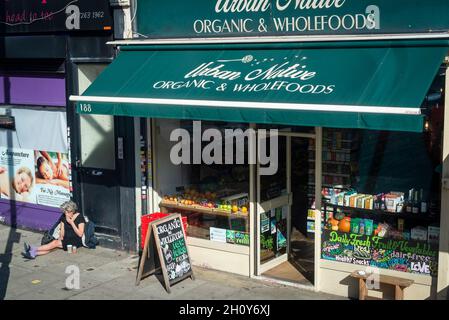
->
[[22, 251, 35, 259], [23, 242, 31, 253]]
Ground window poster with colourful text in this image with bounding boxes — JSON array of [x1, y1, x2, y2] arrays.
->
[[0, 146, 71, 208], [322, 230, 438, 276]]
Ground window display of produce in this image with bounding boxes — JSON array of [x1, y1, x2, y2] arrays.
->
[[155, 119, 251, 245], [161, 187, 249, 216], [160, 186, 250, 242]]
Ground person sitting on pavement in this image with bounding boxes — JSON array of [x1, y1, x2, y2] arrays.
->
[[22, 200, 85, 259]]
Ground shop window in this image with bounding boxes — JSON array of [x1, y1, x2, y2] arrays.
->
[[0, 106, 71, 209], [79, 114, 116, 170], [257, 124, 315, 134], [77, 64, 116, 170], [155, 119, 250, 246], [0, 106, 67, 152], [320, 125, 442, 277]]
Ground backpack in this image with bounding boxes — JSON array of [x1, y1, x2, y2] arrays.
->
[[82, 217, 99, 249]]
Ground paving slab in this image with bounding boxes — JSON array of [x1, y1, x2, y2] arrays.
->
[[12, 285, 82, 300], [177, 282, 242, 300], [67, 281, 133, 300], [1, 270, 63, 299]]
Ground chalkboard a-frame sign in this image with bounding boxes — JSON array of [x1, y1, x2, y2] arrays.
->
[[136, 214, 194, 293]]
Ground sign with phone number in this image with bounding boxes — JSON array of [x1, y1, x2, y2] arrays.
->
[[0, 0, 113, 34]]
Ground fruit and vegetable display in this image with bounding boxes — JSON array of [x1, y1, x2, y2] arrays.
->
[[325, 211, 393, 237], [162, 187, 249, 215], [324, 210, 435, 242]]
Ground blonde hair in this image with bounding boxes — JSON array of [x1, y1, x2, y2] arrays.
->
[[12, 167, 34, 194]]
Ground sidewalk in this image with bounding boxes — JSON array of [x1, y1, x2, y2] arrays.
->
[[0, 224, 345, 300]]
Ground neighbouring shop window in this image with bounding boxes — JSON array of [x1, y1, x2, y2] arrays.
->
[[155, 119, 250, 246], [0, 106, 71, 208]]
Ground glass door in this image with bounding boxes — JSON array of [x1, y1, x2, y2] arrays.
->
[[256, 135, 292, 275]]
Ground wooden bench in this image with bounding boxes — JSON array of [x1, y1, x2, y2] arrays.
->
[[350, 271, 414, 300]]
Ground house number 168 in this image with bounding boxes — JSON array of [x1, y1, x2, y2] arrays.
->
[[80, 104, 92, 113]]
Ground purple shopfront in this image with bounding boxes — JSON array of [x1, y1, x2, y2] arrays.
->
[[0, 1, 115, 234], [0, 73, 70, 231]]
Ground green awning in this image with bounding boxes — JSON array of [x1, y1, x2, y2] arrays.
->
[[71, 41, 449, 132]]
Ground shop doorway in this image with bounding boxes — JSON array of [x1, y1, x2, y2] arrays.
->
[[256, 133, 316, 286]]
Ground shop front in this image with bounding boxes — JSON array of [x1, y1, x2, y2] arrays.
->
[[0, 1, 114, 231], [70, 0, 449, 299]]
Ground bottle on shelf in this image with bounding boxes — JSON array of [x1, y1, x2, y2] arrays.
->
[[397, 218, 404, 232], [420, 189, 428, 214], [380, 194, 387, 211], [374, 194, 381, 210], [412, 190, 420, 214], [406, 189, 413, 213]]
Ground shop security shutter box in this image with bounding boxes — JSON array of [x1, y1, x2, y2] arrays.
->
[[110, 0, 130, 7], [0, 115, 15, 130]]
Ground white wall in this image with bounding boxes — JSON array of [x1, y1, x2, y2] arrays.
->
[[154, 119, 191, 200], [77, 65, 116, 170]]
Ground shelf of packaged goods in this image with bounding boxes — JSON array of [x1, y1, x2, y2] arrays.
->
[[308, 183, 341, 188], [309, 159, 352, 165], [309, 170, 351, 178], [323, 138, 355, 143], [309, 148, 355, 153], [159, 200, 249, 219], [324, 203, 440, 222]]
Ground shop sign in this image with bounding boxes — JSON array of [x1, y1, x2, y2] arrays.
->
[[77, 46, 446, 126], [0, 146, 71, 208], [153, 52, 336, 100], [226, 230, 250, 246], [136, 0, 449, 38], [136, 214, 194, 292], [321, 230, 439, 276], [210, 227, 227, 243], [209, 227, 250, 246], [0, 0, 113, 34], [261, 212, 270, 233]]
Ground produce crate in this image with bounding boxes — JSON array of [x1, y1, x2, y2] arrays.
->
[[140, 213, 188, 249]]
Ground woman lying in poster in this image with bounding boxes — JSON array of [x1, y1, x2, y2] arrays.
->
[[0, 166, 34, 202], [35, 151, 70, 190]]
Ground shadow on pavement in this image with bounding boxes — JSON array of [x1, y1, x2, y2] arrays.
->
[[0, 21, 22, 297]]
